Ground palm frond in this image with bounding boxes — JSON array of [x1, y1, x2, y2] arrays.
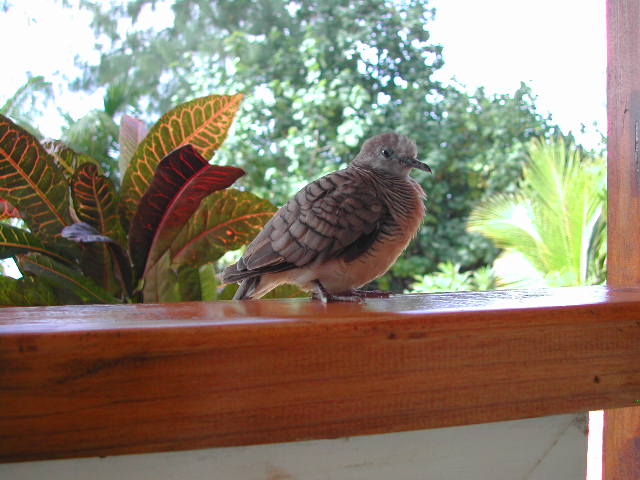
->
[[468, 137, 606, 286]]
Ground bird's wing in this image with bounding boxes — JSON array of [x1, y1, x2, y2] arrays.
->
[[234, 170, 387, 276]]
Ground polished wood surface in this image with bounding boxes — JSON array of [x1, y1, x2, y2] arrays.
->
[[604, 1, 640, 478], [2, 286, 640, 462]]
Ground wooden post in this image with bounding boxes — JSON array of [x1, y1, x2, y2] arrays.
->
[[604, 0, 640, 478]]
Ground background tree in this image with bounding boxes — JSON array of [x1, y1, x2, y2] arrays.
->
[[467, 137, 607, 287], [60, 82, 132, 181], [0, 75, 53, 139], [58, 0, 560, 290]]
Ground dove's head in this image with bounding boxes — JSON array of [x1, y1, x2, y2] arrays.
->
[[352, 132, 432, 178]]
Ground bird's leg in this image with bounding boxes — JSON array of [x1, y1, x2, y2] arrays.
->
[[312, 280, 363, 303]]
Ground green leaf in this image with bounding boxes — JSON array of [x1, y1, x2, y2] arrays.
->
[[468, 193, 542, 257], [62, 222, 134, 297], [78, 243, 119, 296], [72, 162, 125, 244], [197, 263, 311, 301], [176, 264, 202, 301], [143, 254, 214, 303], [119, 93, 244, 226], [262, 284, 309, 299], [168, 188, 277, 268], [467, 138, 606, 286], [141, 250, 178, 303], [19, 253, 119, 304], [42, 140, 102, 178], [70, 163, 126, 292], [0, 75, 53, 139], [215, 282, 309, 300], [0, 275, 57, 306], [0, 115, 71, 241], [199, 262, 219, 301], [0, 223, 72, 265], [215, 282, 239, 301]]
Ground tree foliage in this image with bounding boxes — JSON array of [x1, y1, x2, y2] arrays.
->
[[409, 261, 496, 293], [64, 0, 560, 290], [468, 137, 607, 287], [0, 75, 53, 139]]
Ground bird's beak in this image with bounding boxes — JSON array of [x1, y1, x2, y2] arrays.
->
[[401, 157, 432, 173]]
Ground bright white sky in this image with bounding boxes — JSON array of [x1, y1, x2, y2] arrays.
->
[[0, 0, 606, 149], [429, 0, 606, 149]]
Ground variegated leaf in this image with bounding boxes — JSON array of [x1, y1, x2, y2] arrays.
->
[[72, 162, 125, 245], [62, 221, 134, 297], [141, 250, 178, 303], [19, 253, 119, 304], [130, 144, 244, 277], [0, 275, 57, 306], [0, 223, 72, 265], [119, 93, 244, 225], [42, 140, 102, 178], [168, 188, 276, 268], [0, 115, 71, 241]]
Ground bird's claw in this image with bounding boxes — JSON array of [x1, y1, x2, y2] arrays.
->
[[312, 292, 365, 303], [350, 289, 391, 298], [312, 281, 390, 303]]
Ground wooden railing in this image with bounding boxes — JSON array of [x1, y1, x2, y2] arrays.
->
[[2, 286, 640, 462]]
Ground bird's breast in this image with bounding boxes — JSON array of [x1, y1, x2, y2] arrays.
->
[[315, 179, 426, 292]]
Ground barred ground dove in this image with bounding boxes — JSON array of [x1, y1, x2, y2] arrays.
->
[[223, 132, 431, 302]]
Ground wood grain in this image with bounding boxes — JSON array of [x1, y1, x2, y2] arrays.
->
[[605, 1, 640, 478], [607, 0, 640, 285], [604, 407, 640, 479], [1, 286, 640, 463]]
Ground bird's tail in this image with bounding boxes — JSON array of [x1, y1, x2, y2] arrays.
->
[[233, 276, 261, 300]]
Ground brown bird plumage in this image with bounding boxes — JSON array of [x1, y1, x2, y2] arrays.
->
[[223, 132, 431, 301]]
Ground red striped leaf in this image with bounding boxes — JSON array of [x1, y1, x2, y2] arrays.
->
[[168, 188, 277, 268], [72, 163, 125, 244], [42, 140, 102, 178], [70, 164, 126, 292], [62, 222, 134, 297], [0, 115, 71, 241], [129, 144, 244, 276], [119, 93, 244, 226], [0, 223, 72, 265], [0, 199, 20, 219]]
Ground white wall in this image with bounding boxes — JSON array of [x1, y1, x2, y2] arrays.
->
[[2, 413, 587, 480]]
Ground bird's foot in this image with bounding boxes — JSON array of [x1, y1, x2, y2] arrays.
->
[[349, 288, 392, 298], [312, 292, 364, 303], [312, 281, 391, 303], [312, 281, 364, 303]]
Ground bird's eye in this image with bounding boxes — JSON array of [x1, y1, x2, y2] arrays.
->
[[381, 148, 393, 158]]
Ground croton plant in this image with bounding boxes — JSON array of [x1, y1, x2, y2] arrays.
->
[[0, 93, 304, 306]]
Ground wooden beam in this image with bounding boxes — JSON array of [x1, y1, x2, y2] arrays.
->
[[605, 1, 640, 478], [1, 286, 640, 463], [607, 0, 640, 283]]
